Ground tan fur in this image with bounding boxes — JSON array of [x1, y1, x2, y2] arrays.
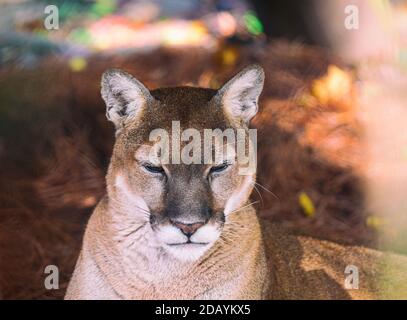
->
[[66, 199, 270, 299], [66, 197, 407, 299], [66, 66, 407, 300]]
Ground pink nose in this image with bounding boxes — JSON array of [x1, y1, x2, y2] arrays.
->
[[171, 220, 205, 237]]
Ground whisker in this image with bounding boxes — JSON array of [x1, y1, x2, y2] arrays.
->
[[254, 182, 279, 199], [228, 201, 260, 215], [132, 204, 151, 214], [109, 197, 151, 217], [252, 184, 264, 207]]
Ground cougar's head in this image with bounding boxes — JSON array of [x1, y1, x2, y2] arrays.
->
[[101, 65, 264, 262]]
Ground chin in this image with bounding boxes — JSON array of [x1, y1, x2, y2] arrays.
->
[[163, 242, 215, 262]]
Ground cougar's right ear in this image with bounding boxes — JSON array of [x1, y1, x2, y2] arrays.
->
[[101, 69, 153, 133]]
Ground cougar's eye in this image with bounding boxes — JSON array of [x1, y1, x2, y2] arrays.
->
[[209, 162, 230, 175], [142, 163, 165, 174]]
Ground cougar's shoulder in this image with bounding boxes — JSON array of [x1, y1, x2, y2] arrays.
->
[[260, 219, 407, 299], [65, 197, 121, 299]]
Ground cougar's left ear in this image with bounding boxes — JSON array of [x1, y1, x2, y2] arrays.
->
[[101, 69, 153, 133], [214, 64, 264, 123]]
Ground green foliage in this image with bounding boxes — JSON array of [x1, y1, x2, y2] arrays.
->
[[243, 11, 263, 36]]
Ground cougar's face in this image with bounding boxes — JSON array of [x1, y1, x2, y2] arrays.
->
[[123, 142, 245, 261], [102, 65, 264, 262]]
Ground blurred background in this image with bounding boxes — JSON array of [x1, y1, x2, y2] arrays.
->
[[0, 0, 406, 299]]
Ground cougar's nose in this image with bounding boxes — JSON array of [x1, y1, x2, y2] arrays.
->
[[171, 220, 205, 237]]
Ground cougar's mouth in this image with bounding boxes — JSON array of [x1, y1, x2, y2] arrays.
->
[[166, 241, 210, 246]]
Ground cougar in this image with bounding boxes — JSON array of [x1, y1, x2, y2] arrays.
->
[[65, 65, 406, 300]]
